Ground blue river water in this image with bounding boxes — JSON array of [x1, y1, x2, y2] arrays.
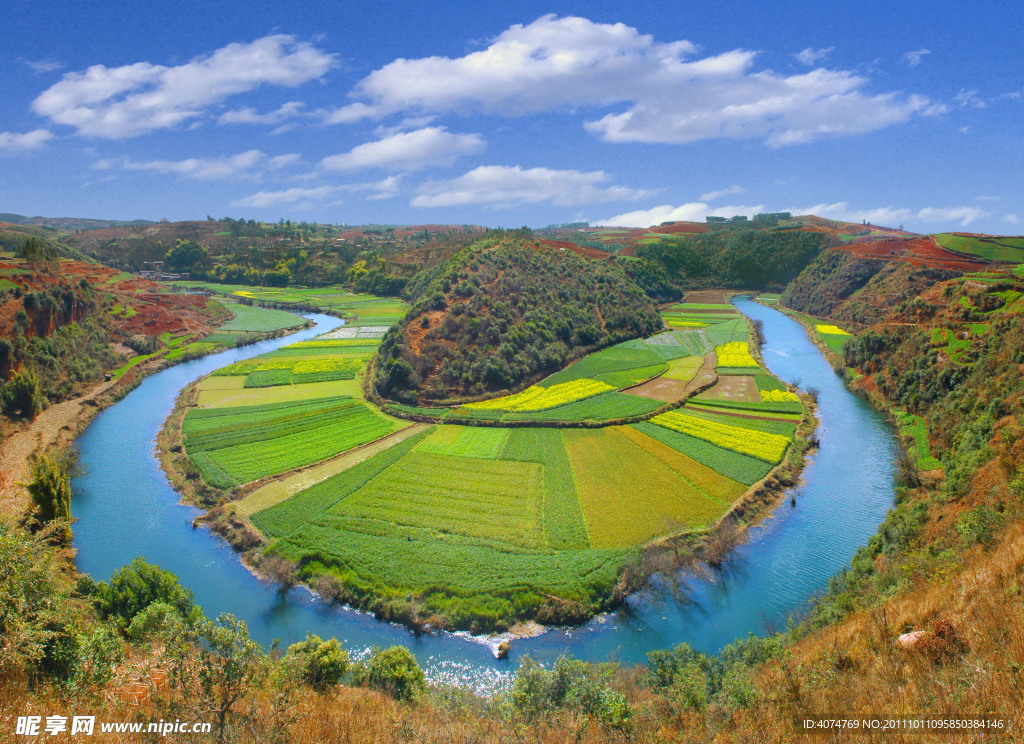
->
[[72, 298, 897, 692]]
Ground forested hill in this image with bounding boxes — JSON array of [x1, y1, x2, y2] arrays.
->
[[634, 225, 828, 289], [373, 236, 662, 403]]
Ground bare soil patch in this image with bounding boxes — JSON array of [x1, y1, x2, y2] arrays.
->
[[698, 374, 759, 402]]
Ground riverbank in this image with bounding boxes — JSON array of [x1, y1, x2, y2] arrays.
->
[[0, 318, 307, 518]]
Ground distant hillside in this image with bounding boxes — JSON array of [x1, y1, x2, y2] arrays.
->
[[0, 212, 155, 232], [0, 222, 90, 262], [782, 244, 975, 326], [373, 235, 663, 403], [631, 225, 828, 290], [60, 218, 487, 289]]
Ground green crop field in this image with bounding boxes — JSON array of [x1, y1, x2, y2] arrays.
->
[[184, 396, 405, 488], [170, 281, 409, 324], [933, 233, 1024, 263], [499, 428, 590, 550], [417, 425, 509, 459], [217, 302, 306, 332], [896, 410, 942, 470]]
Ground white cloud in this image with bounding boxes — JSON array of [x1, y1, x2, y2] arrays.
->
[[92, 149, 301, 180], [1004, 214, 1019, 225], [18, 57, 63, 73], [916, 206, 988, 225], [33, 35, 335, 138], [0, 129, 54, 151], [975, 195, 1001, 201], [232, 176, 400, 209], [338, 15, 933, 147], [699, 185, 746, 202], [789, 201, 989, 227], [412, 165, 651, 208], [795, 47, 834, 66], [319, 127, 484, 172], [596, 202, 764, 228], [233, 185, 343, 209], [954, 89, 986, 108], [218, 101, 306, 125], [901, 49, 930, 67]]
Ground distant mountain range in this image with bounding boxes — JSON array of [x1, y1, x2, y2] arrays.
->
[[0, 212, 156, 232]]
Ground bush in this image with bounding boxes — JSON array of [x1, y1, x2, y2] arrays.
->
[[26, 455, 72, 535], [126, 601, 183, 641], [95, 557, 197, 626], [955, 504, 1004, 546], [512, 656, 633, 731], [1, 368, 44, 419], [352, 646, 426, 702], [285, 633, 349, 690]]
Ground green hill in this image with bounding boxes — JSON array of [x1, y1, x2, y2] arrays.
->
[[373, 236, 663, 403]]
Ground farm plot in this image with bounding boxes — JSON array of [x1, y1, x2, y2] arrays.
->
[[463, 379, 615, 412], [331, 452, 547, 549], [498, 391, 662, 422], [814, 323, 852, 356], [540, 344, 667, 387], [650, 410, 790, 463], [564, 428, 730, 548], [715, 341, 759, 370], [216, 302, 306, 332], [631, 422, 774, 485], [184, 396, 405, 487], [500, 429, 590, 550], [417, 425, 509, 459], [698, 375, 760, 403]]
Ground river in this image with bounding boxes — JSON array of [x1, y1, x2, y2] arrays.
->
[[72, 299, 898, 693]]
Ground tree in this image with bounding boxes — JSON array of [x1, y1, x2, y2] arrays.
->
[[95, 557, 196, 626], [351, 646, 425, 701], [1, 368, 44, 419], [165, 239, 208, 270], [285, 633, 349, 690], [165, 613, 268, 744], [26, 455, 72, 539]]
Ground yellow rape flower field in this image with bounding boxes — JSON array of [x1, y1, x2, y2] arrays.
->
[[815, 324, 850, 336], [650, 410, 790, 463], [463, 379, 615, 412], [715, 341, 759, 367]]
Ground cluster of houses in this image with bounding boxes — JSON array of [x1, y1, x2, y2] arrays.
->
[[135, 261, 188, 281]]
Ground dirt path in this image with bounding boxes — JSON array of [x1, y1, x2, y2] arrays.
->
[[0, 377, 119, 516]]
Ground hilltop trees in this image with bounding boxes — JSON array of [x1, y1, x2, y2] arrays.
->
[[374, 237, 661, 402], [164, 239, 208, 271]]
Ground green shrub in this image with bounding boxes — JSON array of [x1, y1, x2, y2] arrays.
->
[[95, 557, 197, 626], [2, 368, 44, 418], [126, 601, 183, 641], [285, 633, 349, 690], [352, 646, 425, 702], [26, 455, 72, 535], [955, 504, 1004, 546], [511, 656, 633, 731]]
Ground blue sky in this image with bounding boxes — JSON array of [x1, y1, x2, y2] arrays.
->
[[2, 0, 1021, 233]]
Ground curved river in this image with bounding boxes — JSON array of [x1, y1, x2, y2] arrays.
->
[[72, 298, 898, 692]]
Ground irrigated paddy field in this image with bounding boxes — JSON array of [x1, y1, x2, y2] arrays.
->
[[178, 294, 810, 630]]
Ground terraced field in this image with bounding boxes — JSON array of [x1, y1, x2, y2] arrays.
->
[[227, 297, 807, 630], [181, 291, 411, 488]]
